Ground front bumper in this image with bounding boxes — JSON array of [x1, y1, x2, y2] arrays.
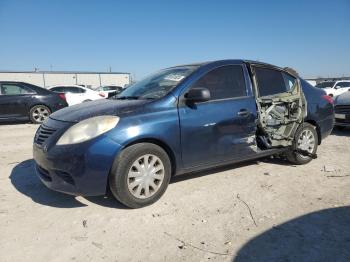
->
[[334, 116, 350, 127], [334, 106, 350, 127], [33, 122, 122, 196]]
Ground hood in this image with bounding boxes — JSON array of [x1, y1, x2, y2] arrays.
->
[[335, 91, 350, 106], [50, 99, 150, 122]]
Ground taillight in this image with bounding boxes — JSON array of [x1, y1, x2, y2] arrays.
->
[[58, 93, 66, 101], [99, 92, 106, 97], [322, 95, 334, 104]]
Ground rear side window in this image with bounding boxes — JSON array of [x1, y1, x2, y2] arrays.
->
[[191, 65, 247, 100], [0, 84, 34, 95], [254, 67, 287, 96], [51, 87, 64, 92]]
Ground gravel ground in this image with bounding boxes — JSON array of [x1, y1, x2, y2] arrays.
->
[[0, 123, 349, 262]]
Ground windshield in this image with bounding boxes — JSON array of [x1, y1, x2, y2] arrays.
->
[[316, 81, 335, 88], [116, 66, 198, 99]]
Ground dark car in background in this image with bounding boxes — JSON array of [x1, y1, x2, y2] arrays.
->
[[334, 91, 350, 129], [33, 60, 334, 208], [0, 81, 68, 124]]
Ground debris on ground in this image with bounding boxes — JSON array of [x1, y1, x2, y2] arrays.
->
[[236, 194, 257, 227], [71, 236, 88, 241], [321, 165, 341, 173], [164, 232, 228, 256], [92, 242, 103, 249]]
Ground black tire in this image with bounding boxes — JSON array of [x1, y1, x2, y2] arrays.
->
[[29, 105, 51, 124], [109, 143, 171, 208], [286, 123, 318, 165]]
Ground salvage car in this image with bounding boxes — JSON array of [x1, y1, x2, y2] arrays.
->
[[334, 90, 350, 129], [0, 81, 68, 124], [33, 60, 334, 208]]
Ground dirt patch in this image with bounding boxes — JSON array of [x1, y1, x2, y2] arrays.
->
[[0, 124, 349, 261]]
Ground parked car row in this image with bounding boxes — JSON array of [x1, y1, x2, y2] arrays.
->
[[0, 81, 68, 124], [316, 80, 350, 97], [0, 82, 125, 123]]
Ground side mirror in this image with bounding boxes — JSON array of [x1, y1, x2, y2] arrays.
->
[[185, 87, 211, 103], [334, 86, 340, 89]]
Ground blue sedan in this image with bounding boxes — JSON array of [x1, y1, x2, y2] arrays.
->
[[33, 60, 334, 208]]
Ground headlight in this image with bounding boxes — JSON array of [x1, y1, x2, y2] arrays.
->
[[56, 116, 119, 145]]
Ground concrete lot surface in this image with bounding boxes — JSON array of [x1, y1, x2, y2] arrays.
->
[[0, 124, 350, 262]]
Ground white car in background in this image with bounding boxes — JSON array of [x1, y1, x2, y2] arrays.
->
[[48, 85, 106, 106], [316, 80, 350, 97], [95, 85, 124, 98]]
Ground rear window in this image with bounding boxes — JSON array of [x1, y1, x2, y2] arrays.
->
[[254, 67, 288, 96]]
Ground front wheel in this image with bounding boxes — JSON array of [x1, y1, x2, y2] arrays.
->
[[109, 143, 171, 208], [29, 105, 51, 124], [286, 123, 318, 165]]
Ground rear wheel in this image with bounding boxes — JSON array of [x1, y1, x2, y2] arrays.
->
[[29, 105, 51, 124], [286, 123, 318, 165], [109, 143, 171, 208]]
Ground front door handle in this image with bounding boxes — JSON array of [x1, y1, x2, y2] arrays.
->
[[237, 109, 250, 117]]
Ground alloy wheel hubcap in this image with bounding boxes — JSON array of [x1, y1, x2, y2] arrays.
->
[[127, 154, 165, 199], [33, 107, 49, 122], [297, 129, 315, 157]]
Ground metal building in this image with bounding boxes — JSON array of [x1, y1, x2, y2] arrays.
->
[[0, 71, 131, 89]]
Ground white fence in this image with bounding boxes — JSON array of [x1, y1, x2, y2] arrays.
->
[[0, 71, 131, 88]]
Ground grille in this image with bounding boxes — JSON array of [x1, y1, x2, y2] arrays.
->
[[335, 105, 350, 114], [35, 125, 57, 145]]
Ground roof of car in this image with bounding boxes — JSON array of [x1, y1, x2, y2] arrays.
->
[[166, 59, 296, 77], [169, 59, 284, 70]]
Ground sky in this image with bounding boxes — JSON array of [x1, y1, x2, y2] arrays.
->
[[0, 0, 349, 80]]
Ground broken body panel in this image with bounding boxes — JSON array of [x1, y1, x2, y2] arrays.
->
[[248, 64, 306, 149]]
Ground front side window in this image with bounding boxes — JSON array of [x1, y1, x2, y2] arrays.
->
[[117, 66, 198, 99], [0, 84, 33, 95], [190, 65, 247, 100], [336, 82, 350, 88], [254, 67, 287, 96]]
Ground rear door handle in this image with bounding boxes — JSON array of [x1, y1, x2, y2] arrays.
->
[[237, 109, 250, 117]]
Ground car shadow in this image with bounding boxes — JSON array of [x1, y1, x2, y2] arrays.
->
[[331, 127, 350, 137], [0, 120, 32, 125], [9, 156, 309, 209], [171, 160, 259, 183], [233, 206, 350, 262], [10, 159, 127, 209]]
